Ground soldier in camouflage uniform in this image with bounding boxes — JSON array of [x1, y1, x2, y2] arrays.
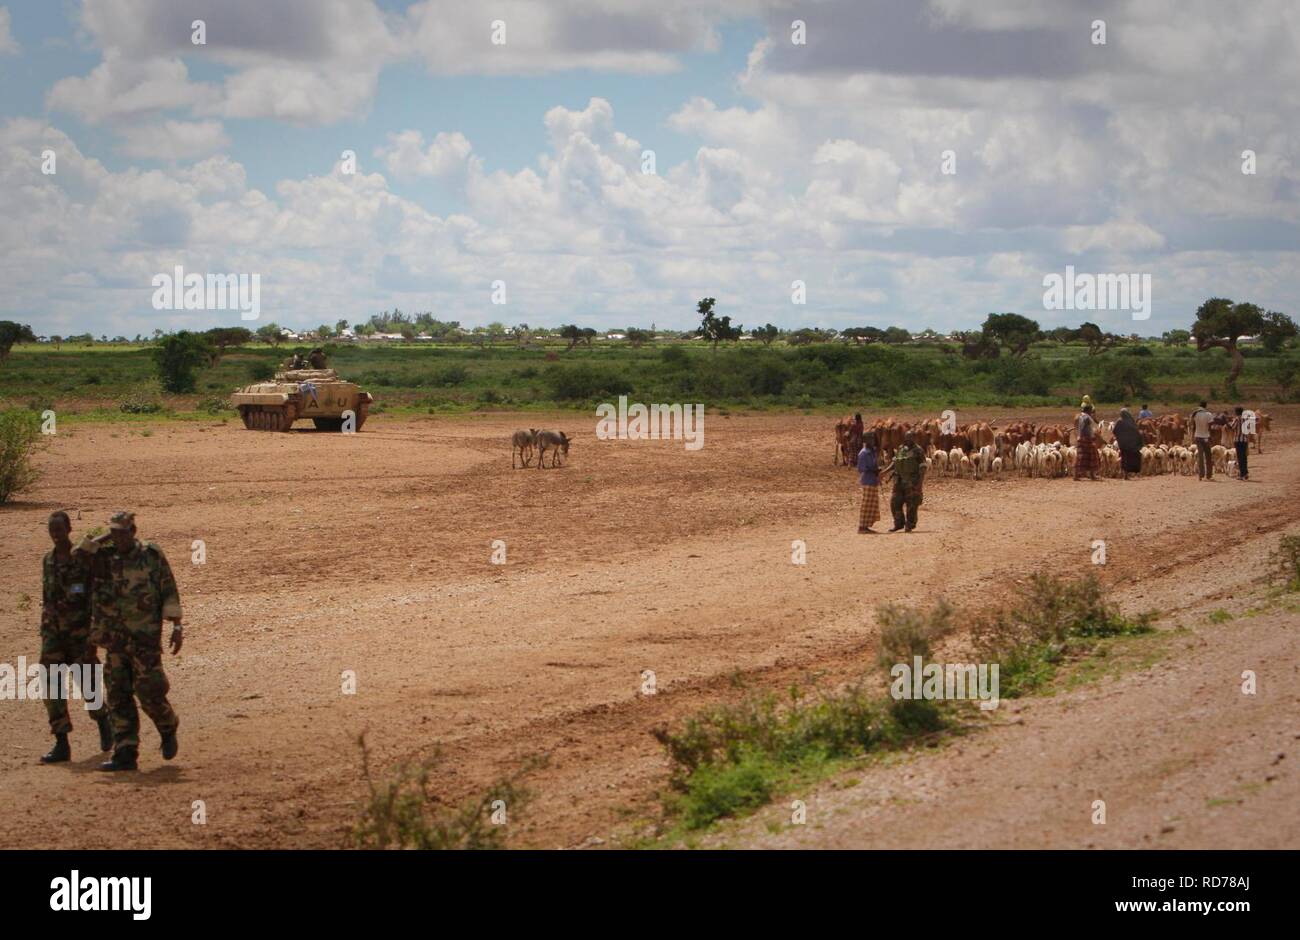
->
[[39, 511, 113, 763], [77, 511, 184, 772], [884, 431, 926, 533]]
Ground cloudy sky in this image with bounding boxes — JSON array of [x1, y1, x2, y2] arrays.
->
[[1, 0, 1297, 338]]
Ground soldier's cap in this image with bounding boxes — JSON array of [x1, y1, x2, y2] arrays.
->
[[108, 511, 136, 530]]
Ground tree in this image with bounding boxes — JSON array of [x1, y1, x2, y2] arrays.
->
[[1077, 322, 1113, 356], [625, 328, 652, 348], [560, 324, 583, 351], [1096, 359, 1153, 402], [256, 323, 284, 347], [335, 319, 349, 335], [50, 335, 63, 350], [842, 327, 884, 345], [883, 326, 911, 345], [204, 326, 253, 365], [1191, 297, 1265, 386], [0, 321, 37, 366], [399, 325, 416, 341], [751, 323, 780, 346], [981, 313, 1040, 357], [1273, 357, 1297, 398], [696, 297, 742, 352], [1161, 328, 1191, 347], [152, 332, 212, 393], [487, 322, 507, 345], [957, 330, 999, 360], [1259, 310, 1298, 354]]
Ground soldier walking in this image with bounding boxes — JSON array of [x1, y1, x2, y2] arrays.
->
[[884, 431, 926, 533], [77, 512, 184, 772], [38, 511, 113, 763]]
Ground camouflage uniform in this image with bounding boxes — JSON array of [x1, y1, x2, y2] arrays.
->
[[40, 549, 104, 734], [889, 443, 925, 531], [85, 533, 182, 752]]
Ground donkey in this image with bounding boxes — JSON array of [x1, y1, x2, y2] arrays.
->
[[511, 428, 539, 468], [535, 430, 571, 468]]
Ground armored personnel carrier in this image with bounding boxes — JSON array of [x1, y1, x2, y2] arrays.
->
[[231, 367, 373, 431]]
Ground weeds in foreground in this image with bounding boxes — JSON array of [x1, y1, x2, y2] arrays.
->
[[652, 572, 1154, 833], [970, 572, 1154, 699], [352, 732, 539, 850]]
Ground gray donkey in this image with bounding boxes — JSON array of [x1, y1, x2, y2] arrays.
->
[[535, 430, 571, 468], [512, 428, 539, 468]]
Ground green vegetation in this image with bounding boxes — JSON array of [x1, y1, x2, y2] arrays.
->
[[3, 335, 1295, 420], [351, 733, 535, 850], [653, 600, 959, 831], [971, 572, 1155, 699], [649, 573, 1154, 835], [0, 409, 43, 505], [3, 293, 1296, 418], [152, 331, 213, 393]]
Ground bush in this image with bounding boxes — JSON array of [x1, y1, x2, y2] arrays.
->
[[246, 361, 275, 382], [351, 734, 533, 850], [0, 410, 42, 504], [152, 332, 211, 393], [198, 396, 232, 414], [971, 572, 1153, 697], [119, 387, 165, 414], [1094, 359, 1153, 402], [544, 364, 633, 401], [986, 357, 1052, 396]]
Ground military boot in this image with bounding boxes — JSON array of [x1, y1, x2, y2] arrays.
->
[[94, 711, 114, 752], [40, 734, 71, 764], [98, 746, 138, 772], [161, 730, 178, 761]]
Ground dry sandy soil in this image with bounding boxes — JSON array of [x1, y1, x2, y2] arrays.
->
[[0, 406, 1296, 849]]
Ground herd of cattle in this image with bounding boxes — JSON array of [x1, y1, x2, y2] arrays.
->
[[835, 410, 1272, 481]]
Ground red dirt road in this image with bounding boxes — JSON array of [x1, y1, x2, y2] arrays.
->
[[0, 408, 1296, 848]]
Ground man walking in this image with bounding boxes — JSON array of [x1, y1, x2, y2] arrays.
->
[[38, 511, 113, 763], [78, 512, 184, 772], [1230, 406, 1251, 480], [1190, 401, 1215, 480], [884, 431, 925, 533]]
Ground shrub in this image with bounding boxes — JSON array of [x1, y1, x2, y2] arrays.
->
[[544, 364, 633, 401], [971, 572, 1153, 697], [152, 332, 211, 393], [0, 410, 42, 504], [351, 734, 533, 850], [119, 387, 165, 414], [198, 396, 232, 414], [246, 361, 275, 381]]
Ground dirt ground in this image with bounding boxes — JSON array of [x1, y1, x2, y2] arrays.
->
[[0, 406, 1296, 849]]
